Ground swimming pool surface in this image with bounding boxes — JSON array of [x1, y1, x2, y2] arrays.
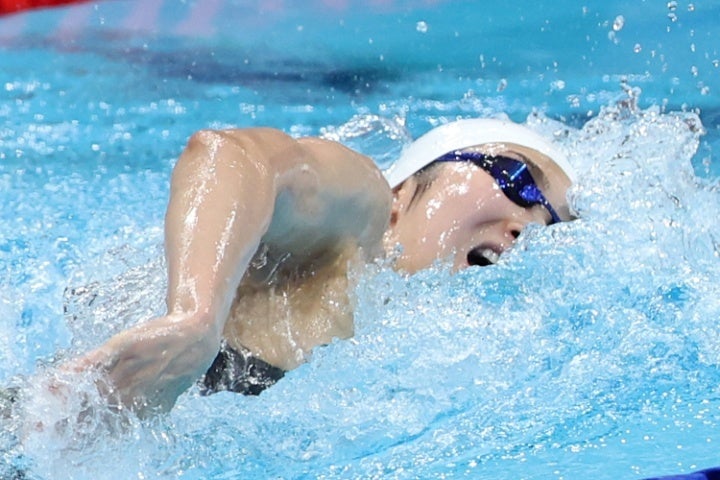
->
[[2, 0, 720, 478]]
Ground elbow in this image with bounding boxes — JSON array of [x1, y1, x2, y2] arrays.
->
[[184, 127, 285, 155], [171, 128, 276, 191], [172, 129, 230, 179], [183, 129, 230, 159], [176, 127, 287, 175]]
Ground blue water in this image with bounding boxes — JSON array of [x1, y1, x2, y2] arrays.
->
[[2, 0, 720, 478]]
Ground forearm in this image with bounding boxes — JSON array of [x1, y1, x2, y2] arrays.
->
[[65, 312, 220, 414]]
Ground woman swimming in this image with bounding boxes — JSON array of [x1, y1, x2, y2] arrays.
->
[[56, 117, 575, 415]]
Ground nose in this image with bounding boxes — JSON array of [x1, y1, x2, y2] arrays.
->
[[504, 219, 526, 243]]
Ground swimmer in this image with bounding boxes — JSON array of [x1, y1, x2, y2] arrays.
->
[[54, 117, 575, 416]]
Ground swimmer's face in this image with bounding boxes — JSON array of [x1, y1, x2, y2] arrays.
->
[[384, 143, 573, 273]]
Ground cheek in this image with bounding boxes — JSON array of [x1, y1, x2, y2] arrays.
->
[[418, 198, 469, 251], [418, 211, 482, 268], [393, 209, 462, 272]]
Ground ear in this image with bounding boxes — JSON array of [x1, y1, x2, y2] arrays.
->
[[389, 192, 400, 227], [388, 180, 412, 228]]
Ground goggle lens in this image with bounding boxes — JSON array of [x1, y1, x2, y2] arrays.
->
[[433, 151, 563, 224]]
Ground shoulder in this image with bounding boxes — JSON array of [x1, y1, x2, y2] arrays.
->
[[207, 130, 390, 262], [187, 127, 392, 257], [194, 128, 386, 190]]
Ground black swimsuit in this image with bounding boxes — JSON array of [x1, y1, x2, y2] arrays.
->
[[200, 343, 286, 396]]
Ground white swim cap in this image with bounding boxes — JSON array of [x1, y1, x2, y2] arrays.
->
[[384, 118, 576, 188]]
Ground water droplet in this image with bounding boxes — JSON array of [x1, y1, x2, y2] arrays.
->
[[634, 43, 642, 53], [700, 86, 710, 95], [667, 1, 678, 11], [551, 80, 566, 91], [668, 12, 678, 22], [691, 65, 699, 76], [416, 21, 428, 33], [688, 3, 695, 11], [613, 15, 625, 31]]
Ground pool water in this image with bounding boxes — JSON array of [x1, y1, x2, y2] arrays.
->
[[2, 0, 720, 478]]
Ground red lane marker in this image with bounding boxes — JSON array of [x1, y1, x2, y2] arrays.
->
[[0, 0, 92, 16]]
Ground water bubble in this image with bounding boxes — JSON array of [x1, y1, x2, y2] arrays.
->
[[668, 12, 678, 22], [634, 44, 642, 53], [688, 3, 695, 11], [613, 15, 625, 31], [691, 65, 699, 76], [416, 21, 428, 33], [667, 1, 678, 11], [497, 78, 508, 92]]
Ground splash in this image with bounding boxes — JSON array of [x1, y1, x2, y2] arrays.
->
[[4, 97, 719, 479]]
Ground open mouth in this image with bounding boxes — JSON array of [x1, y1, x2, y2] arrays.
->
[[466, 246, 501, 267]]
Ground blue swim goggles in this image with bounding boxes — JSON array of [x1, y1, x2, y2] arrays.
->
[[433, 150, 563, 224]]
